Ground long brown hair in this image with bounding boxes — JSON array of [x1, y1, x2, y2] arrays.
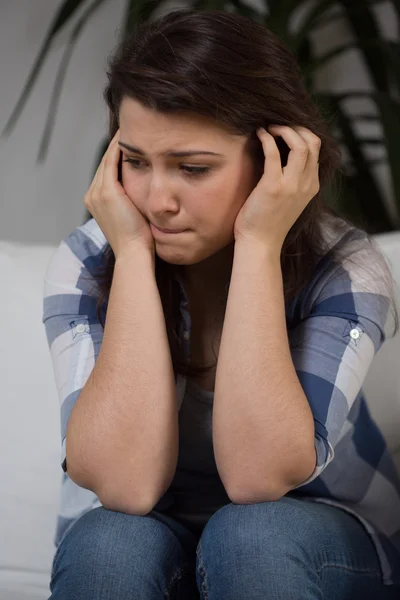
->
[[90, 8, 399, 381]]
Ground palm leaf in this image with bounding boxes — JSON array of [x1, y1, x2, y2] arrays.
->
[[393, 0, 400, 21], [315, 92, 394, 232], [337, 0, 391, 92], [37, 0, 108, 162], [303, 40, 400, 84], [264, 0, 304, 49], [294, 0, 340, 52], [122, 0, 167, 36], [192, 0, 227, 9], [228, 0, 266, 23], [1, 0, 91, 136], [374, 93, 400, 225], [3, 0, 400, 231]]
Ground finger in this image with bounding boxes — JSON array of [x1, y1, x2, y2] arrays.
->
[[256, 127, 284, 183], [90, 143, 109, 196], [293, 126, 321, 173], [97, 129, 121, 192], [86, 152, 105, 203], [268, 125, 309, 181], [292, 126, 321, 195], [110, 128, 120, 145], [103, 130, 122, 193], [87, 129, 120, 204]]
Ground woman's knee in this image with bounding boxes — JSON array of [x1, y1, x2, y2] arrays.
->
[[50, 506, 192, 599], [199, 496, 375, 569], [55, 506, 173, 562], [199, 497, 329, 559]]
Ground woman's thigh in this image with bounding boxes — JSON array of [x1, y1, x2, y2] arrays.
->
[[196, 496, 400, 600], [48, 506, 200, 600]]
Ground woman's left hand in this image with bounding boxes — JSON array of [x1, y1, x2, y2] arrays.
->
[[233, 125, 321, 252]]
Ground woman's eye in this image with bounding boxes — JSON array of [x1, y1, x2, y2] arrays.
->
[[123, 158, 210, 177], [123, 158, 142, 169], [182, 166, 210, 176]]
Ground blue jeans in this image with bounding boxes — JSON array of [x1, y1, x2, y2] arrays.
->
[[48, 496, 400, 599]]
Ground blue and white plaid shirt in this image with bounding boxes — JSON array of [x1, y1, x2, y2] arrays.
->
[[42, 214, 400, 586]]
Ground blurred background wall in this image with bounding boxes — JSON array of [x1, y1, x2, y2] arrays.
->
[[0, 0, 126, 245], [0, 0, 398, 245]]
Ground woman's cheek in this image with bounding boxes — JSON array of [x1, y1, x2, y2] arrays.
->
[[121, 171, 138, 199], [122, 178, 145, 213]]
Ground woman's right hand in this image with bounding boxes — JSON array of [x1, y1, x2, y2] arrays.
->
[[84, 129, 154, 259]]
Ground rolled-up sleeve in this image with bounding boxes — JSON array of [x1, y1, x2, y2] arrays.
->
[[287, 241, 397, 488], [42, 220, 107, 472]]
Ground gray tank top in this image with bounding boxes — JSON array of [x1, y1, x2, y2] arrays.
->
[[152, 377, 231, 536]]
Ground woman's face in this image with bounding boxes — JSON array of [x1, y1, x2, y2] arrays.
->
[[118, 97, 262, 266]]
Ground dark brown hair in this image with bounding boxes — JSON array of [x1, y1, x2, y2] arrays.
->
[[90, 8, 399, 381]]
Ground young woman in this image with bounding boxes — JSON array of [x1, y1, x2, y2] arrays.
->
[[43, 8, 400, 599]]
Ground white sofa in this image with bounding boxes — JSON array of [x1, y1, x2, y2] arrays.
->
[[1, 230, 400, 600]]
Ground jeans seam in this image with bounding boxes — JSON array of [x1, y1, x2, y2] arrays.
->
[[196, 542, 209, 600], [316, 562, 381, 576], [164, 564, 196, 600]]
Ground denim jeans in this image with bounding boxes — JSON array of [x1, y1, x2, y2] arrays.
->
[[48, 496, 400, 599]]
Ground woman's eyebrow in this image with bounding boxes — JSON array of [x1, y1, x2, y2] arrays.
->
[[118, 141, 224, 158]]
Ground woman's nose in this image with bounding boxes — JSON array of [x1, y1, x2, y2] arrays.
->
[[147, 181, 180, 213]]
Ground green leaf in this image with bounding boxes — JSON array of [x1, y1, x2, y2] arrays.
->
[[228, 0, 266, 23], [192, 0, 227, 9], [1, 0, 91, 137], [294, 0, 340, 49], [337, 0, 390, 92], [36, 0, 108, 162], [264, 0, 301, 47], [302, 42, 356, 78], [315, 92, 394, 232], [295, 36, 313, 89], [388, 0, 400, 24], [316, 91, 400, 110], [303, 40, 400, 87], [122, 0, 166, 37], [352, 114, 379, 122], [340, 138, 384, 145], [374, 94, 400, 225]]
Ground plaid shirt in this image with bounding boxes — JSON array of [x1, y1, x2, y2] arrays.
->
[[42, 215, 400, 586]]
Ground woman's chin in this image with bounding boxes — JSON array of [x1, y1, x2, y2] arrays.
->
[[154, 243, 192, 264]]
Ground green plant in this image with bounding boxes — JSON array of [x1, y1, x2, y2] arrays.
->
[[3, 0, 400, 233]]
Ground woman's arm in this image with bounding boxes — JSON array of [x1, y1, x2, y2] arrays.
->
[[213, 234, 397, 505], [66, 244, 179, 515], [213, 241, 316, 503]]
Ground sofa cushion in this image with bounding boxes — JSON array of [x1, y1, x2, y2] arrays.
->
[[363, 232, 400, 462], [0, 241, 60, 599], [1, 230, 399, 599]]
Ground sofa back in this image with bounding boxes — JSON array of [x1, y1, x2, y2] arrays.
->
[[0, 230, 399, 596], [363, 231, 400, 467]]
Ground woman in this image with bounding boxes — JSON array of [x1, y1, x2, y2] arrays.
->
[[43, 8, 400, 599]]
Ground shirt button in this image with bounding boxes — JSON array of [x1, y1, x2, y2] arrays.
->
[[350, 328, 360, 340], [76, 324, 86, 334], [183, 331, 190, 341]]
